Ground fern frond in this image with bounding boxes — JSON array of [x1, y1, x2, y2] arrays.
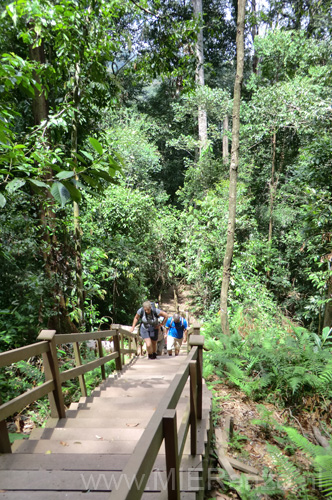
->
[[319, 362, 332, 384], [289, 376, 303, 394], [303, 372, 322, 389], [315, 456, 332, 497], [285, 427, 332, 497], [284, 427, 323, 458], [266, 443, 307, 493]]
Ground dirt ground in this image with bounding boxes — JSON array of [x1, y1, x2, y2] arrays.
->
[[204, 377, 331, 499]]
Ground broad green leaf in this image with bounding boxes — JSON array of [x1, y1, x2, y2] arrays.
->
[[72, 152, 87, 164], [81, 173, 98, 187], [112, 150, 125, 167], [88, 137, 103, 155], [56, 171, 75, 180], [76, 180, 102, 197], [51, 181, 71, 207], [92, 169, 118, 183], [108, 155, 124, 176], [81, 150, 94, 161], [28, 179, 49, 188], [61, 180, 81, 203], [0, 193, 6, 208], [6, 178, 26, 194], [0, 130, 8, 144], [108, 155, 122, 170]]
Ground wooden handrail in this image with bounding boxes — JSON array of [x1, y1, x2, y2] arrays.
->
[[0, 325, 141, 453], [0, 380, 55, 422], [110, 333, 204, 500], [59, 351, 119, 383], [0, 319, 204, 500], [54, 329, 118, 344], [0, 341, 49, 368]]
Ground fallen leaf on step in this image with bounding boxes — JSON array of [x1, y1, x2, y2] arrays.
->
[[126, 423, 139, 427], [45, 450, 52, 454], [96, 435, 103, 440], [60, 441, 69, 446], [74, 441, 82, 444]]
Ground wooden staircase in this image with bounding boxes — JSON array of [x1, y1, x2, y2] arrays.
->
[[0, 350, 212, 499]]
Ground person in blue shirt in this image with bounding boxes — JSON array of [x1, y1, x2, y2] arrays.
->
[[165, 313, 188, 356]]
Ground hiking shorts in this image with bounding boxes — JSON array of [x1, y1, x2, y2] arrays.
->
[[140, 325, 159, 341], [167, 336, 183, 351]]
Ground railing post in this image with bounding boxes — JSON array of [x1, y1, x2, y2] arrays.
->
[[189, 360, 197, 456], [163, 409, 180, 500], [112, 326, 122, 371], [128, 335, 132, 360], [37, 330, 66, 419], [73, 341, 87, 398], [120, 332, 125, 365], [97, 338, 106, 380], [134, 332, 139, 356], [189, 333, 204, 420], [0, 396, 11, 453], [187, 320, 200, 352]]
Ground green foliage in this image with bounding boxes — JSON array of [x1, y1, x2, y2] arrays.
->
[[266, 443, 310, 498], [228, 430, 248, 454], [226, 470, 282, 500], [203, 309, 332, 409], [283, 427, 332, 498], [0, 358, 45, 405], [78, 185, 182, 326]]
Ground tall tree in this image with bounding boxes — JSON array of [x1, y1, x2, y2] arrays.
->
[[29, 29, 78, 333], [220, 0, 246, 335], [193, 0, 207, 153]]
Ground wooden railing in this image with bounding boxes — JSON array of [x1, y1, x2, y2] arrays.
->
[[0, 322, 206, 500], [110, 329, 204, 500], [0, 324, 139, 454]]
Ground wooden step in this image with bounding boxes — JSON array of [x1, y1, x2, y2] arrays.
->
[[0, 493, 196, 500], [2, 348, 212, 500], [44, 417, 148, 429], [76, 395, 188, 408], [11, 439, 151, 454], [13, 426, 208, 456], [0, 469, 200, 491], [0, 453, 203, 472], [29, 426, 144, 441], [65, 408, 157, 420], [91, 384, 171, 398]]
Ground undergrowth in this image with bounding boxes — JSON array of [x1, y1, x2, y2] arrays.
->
[[203, 311, 332, 413], [203, 304, 332, 499]]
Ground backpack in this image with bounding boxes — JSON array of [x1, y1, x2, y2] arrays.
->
[[169, 316, 184, 328], [139, 301, 159, 327]]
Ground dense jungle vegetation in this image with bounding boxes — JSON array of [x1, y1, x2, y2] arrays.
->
[[1, 0, 332, 498]]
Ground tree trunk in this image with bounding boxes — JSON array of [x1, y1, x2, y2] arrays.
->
[[30, 40, 77, 333], [251, 0, 258, 74], [71, 61, 85, 329], [266, 131, 277, 282], [220, 0, 246, 335], [193, 0, 207, 153], [223, 115, 229, 163], [323, 274, 332, 329], [268, 132, 277, 245]]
